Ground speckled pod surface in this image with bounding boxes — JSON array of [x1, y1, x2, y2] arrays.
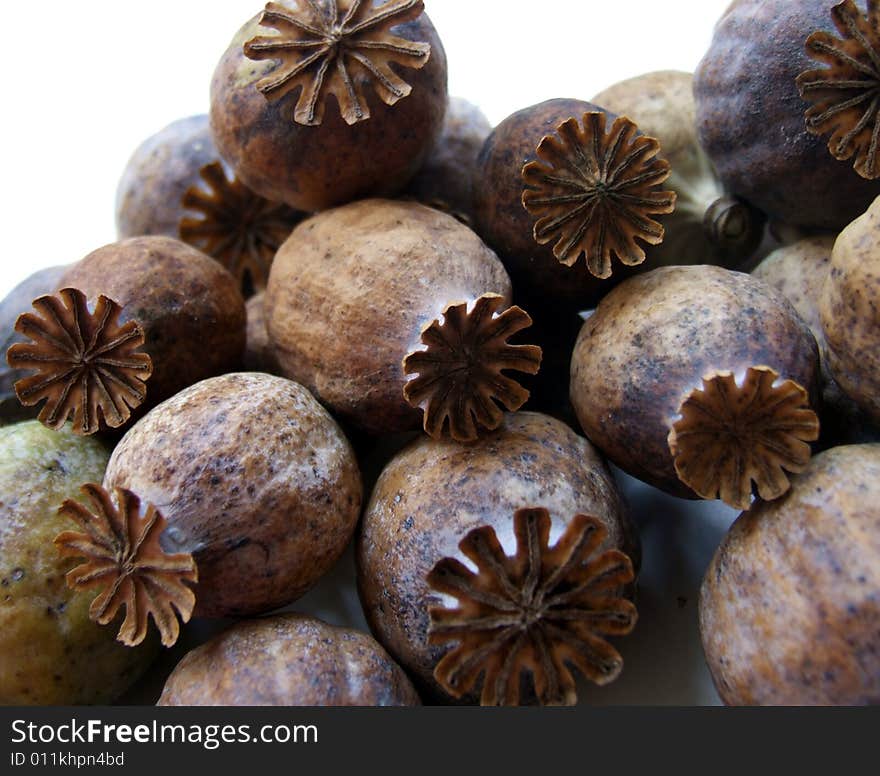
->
[[402, 96, 492, 224], [158, 613, 420, 706], [700, 444, 880, 705], [357, 411, 637, 703], [210, 6, 447, 212], [821, 195, 880, 424], [694, 0, 880, 230], [59, 236, 246, 411], [265, 199, 511, 435], [570, 265, 820, 502], [115, 115, 217, 241], [753, 235, 878, 447], [103, 373, 362, 618]]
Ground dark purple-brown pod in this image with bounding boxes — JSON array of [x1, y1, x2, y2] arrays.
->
[[265, 199, 542, 443], [103, 373, 362, 619], [210, 0, 448, 212], [158, 614, 419, 706], [115, 114, 304, 297], [472, 98, 675, 313], [693, 0, 880, 231], [356, 411, 639, 706], [570, 265, 821, 510], [700, 444, 880, 705], [59, 236, 246, 412]]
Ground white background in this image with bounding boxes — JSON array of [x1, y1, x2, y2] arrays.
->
[[0, 0, 732, 296], [1, 1, 741, 705]]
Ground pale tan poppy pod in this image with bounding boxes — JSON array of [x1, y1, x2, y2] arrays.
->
[[700, 444, 880, 705], [821, 195, 880, 425], [265, 199, 542, 442], [159, 614, 420, 706]]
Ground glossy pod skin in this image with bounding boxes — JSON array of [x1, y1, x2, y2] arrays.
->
[[694, 0, 880, 230], [210, 6, 447, 212], [60, 236, 246, 412], [700, 444, 880, 705], [103, 373, 362, 618], [570, 265, 820, 502], [821, 196, 880, 425], [357, 411, 638, 704], [158, 614, 420, 706], [265, 199, 511, 435]]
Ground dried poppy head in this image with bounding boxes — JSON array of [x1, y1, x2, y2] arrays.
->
[[243, 0, 432, 126], [54, 483, 197, 648], [570, 266, 821, 507], [668, 366, 820, 511], [6, 288, 152, 435], [797, 0, 880, 180], [522, 111, 676, 279], [180, 161, 301, 296], [402, 294, 543, 443], [427, 507, 637, 706]]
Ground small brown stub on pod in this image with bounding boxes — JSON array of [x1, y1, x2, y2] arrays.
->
[[6, 288, 152, 435], [427, 507, 637, 706], [522, 112, 676, 278], [243, 0, 431, 126], [403, 294, 542, 443], [668, 366, 820, 510], [54, 484, 197, 648], [797, 0, 880, 179]]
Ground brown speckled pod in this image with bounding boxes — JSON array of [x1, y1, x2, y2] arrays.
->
[[103, 373, 362, 618], [700, 444, 880, 705], [116, 115, 217, 241], [821, 196, 880, 424], [357, 411, 639, 706], [209, 2, 447, 212], [0, 265, 67, 423], [266, 199, 542, 442], [752, 235, 835, 351], [594, 70, 765, 269], [59, 236, 246, 411], [115, 115, 303, 297], [753, 235, 879, 447], [402, 96, 492, 224], [694, 0, 880, 230], [158, 613, 420, 706], [570, 265, 821, 510]]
